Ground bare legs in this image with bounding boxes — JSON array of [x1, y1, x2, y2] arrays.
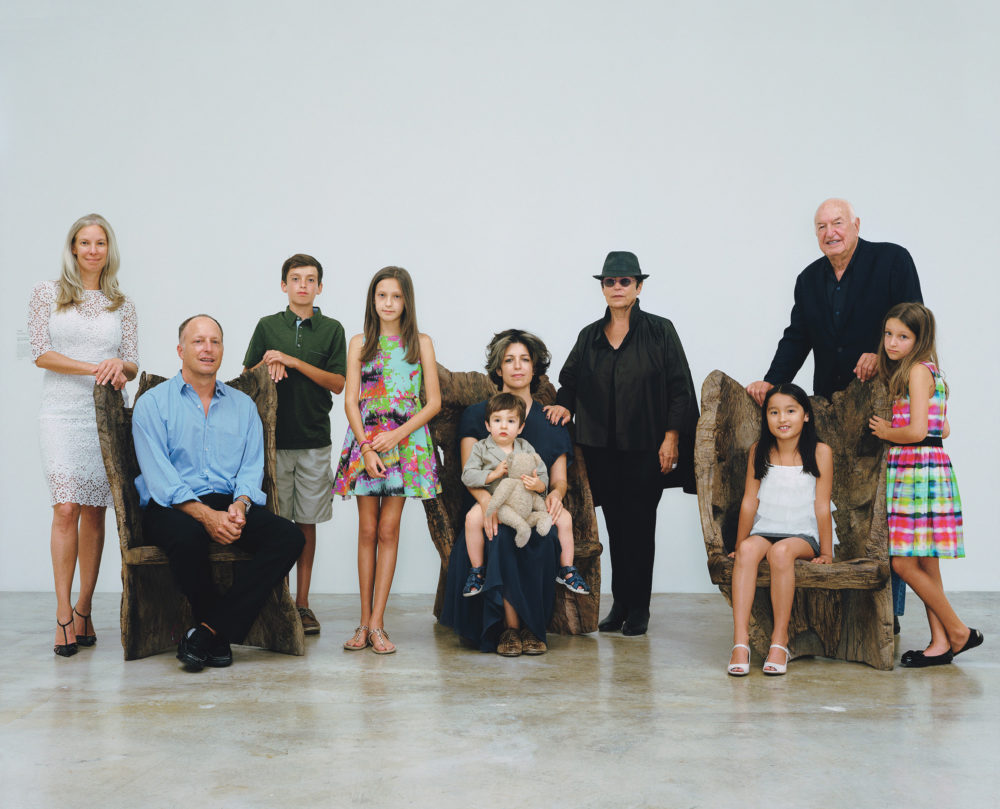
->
[[730, 535, 815, 668], [51, 503, 106, 646], [555, 510, 574, 568], [355, 495, 404, 653], [503, 599, 521, 630], [465, 505, 486, 567], [293, 523, 316, 608], [891, 556, 971, 654]]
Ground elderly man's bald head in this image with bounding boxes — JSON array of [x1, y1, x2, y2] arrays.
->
[[815, 198, 858, 222], [814, 198, 861, 267]]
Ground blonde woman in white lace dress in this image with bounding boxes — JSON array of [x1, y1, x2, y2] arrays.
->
[[29, 214, 138, 657]]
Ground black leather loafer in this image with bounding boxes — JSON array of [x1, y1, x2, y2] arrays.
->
[[622, 609, 649, 637], [598, 602, 627, 633], [176, 626, 213, 671], [205, 638, 233, 668]]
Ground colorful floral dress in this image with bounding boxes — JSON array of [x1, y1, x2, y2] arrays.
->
[[886, 361, 963, 557], [332, 335, 440, 499]]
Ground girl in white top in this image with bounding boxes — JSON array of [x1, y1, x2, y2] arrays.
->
[[727, 384, 834, 676]]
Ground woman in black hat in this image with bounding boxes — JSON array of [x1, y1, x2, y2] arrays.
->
[[546, 252, 698, 635]]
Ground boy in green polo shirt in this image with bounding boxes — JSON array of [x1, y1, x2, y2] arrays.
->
[[243, 254, 347, 636]]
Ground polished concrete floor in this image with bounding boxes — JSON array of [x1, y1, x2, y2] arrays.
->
[[1, 591, 997, 809]]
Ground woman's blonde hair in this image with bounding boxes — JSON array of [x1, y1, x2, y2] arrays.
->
[[877, 301, 946, 400], [56, 213, 126, 312]]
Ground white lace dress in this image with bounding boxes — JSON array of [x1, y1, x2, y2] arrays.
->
[[29, 281, 139, 506]]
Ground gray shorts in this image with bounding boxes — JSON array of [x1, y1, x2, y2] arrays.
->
[[759, 533, 820, 556], [276, 446, 333, 524]]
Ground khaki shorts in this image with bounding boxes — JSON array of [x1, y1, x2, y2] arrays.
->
[[276, 446, 333, 524]]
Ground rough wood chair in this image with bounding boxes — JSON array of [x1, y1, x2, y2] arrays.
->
[[696, 370, 893, 669], [94, 364, 305, 660], [421, 365, 602, 633]]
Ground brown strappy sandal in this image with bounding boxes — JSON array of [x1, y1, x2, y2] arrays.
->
[[343, 625, 369, 651], [368, 627, 396, 655]]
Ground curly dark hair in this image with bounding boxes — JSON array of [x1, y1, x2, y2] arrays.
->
[[484, 329, 551, 392]]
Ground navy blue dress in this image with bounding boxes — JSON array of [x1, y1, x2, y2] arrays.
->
[[440, 400, 573, 651]]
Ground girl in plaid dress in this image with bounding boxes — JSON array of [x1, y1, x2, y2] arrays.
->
[[869, 303, 982, 668]]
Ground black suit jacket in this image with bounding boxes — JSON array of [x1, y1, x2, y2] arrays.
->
[[764, 238, 922, 399]]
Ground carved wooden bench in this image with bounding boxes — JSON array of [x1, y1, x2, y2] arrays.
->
[[422, 366, 602, 633], [94, 365, 304, 660], [696, 370, 893, 669]]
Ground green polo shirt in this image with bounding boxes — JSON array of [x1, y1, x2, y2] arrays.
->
[[243, 306, 347, 450]]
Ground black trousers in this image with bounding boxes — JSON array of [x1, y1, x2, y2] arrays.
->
[[583, 446, 664, 615], [143, 494, 305, 643]]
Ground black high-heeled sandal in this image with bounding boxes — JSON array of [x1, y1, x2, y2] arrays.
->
[[54, 616, 78, 657], [74, 607, 96, 647]]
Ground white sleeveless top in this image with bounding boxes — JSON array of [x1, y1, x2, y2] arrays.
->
[[752, 464, 837, 543]]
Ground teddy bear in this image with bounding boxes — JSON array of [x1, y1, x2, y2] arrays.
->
[[485, 451, 553, 548]]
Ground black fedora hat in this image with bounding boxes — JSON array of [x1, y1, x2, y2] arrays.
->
[[593, 251, 649, 281]]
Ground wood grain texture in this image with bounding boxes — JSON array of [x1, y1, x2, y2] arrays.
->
[[95, 365, 304, 660], [696, 370, 893, 669]]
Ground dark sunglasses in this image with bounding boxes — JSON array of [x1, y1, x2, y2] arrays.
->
[[601, 277, 636, 288]]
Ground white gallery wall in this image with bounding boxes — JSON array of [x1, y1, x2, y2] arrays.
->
[[1, 1, 997, 596]]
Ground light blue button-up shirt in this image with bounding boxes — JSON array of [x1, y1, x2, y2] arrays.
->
[[132, 372, 267, 508]]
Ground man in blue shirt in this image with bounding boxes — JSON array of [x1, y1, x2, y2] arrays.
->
[[133, 314, 305, 671]]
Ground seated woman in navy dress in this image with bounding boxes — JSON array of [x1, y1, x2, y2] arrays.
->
[[441, 329, 573, 656]]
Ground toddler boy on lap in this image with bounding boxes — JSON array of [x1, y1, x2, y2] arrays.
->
[[461, 392, 590, 597]]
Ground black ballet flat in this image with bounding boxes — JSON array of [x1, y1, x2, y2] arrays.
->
[[954, 628, 984, 657], [54, 616, 78, 658], [74, 607, 96, 647], [900, 649, 953, 668]]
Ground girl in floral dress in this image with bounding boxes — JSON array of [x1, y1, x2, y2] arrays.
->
[[333, 267, 440, 654], [869, 302, 982, 667]]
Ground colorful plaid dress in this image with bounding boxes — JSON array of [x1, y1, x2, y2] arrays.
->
[[886, 362, 963, 557], [333, 334, 440, 499]]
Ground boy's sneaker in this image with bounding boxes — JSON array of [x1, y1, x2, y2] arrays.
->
[[297, 607, 321, 635], [556, 565, 591, 595]]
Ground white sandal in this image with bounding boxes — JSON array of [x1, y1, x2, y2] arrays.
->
[[763, 644, 790, 675], [727, 643, 751, 676]]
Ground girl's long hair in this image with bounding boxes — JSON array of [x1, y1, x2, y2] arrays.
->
[[753, 383, 820, 479], [876, 302, 945, 401], [57, 213, 126, 312], [360, 266, 421, 364]]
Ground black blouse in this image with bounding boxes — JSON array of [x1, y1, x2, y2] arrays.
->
[[555, 302, 698, 491]]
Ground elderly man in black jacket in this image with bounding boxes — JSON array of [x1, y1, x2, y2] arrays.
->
[[746, 199, 923, 629], [747, 198, 923, 404]]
